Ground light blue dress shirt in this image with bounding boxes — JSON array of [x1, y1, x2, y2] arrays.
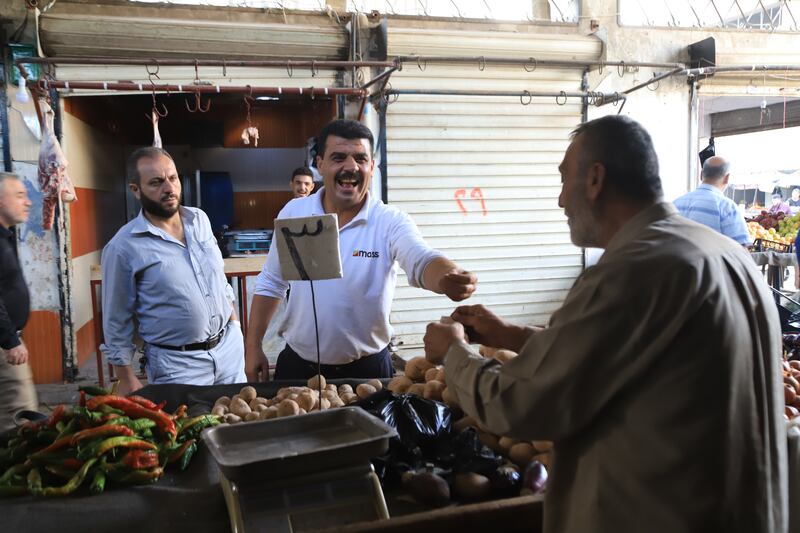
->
[[673, 183, 751, 245], [100, 207, 244, 384]]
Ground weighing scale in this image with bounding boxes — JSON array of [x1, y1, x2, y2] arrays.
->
[[205, 407, 395, 533], [219, 462, 388, 532]]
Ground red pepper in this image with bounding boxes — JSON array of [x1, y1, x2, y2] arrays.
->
[[166, 440, 195, 464], [172, 405, 187, 420], [156, 401, 167, 411], [79, 390, 86, 407], [122, 450, 159, 470], [69, 424, 134, 446], [86, 396, 176, 439], [46, 405, 66, 428], [127, 395, 159, 410], [99, 413, 121, 423], [32, 436, 72, 456], [62, 458, 83, 471]]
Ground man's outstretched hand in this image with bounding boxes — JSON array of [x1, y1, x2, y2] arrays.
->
[[439, 269, 478, 302]]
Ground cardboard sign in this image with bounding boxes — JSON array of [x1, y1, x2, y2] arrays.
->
[[273, 214, 342, 281]]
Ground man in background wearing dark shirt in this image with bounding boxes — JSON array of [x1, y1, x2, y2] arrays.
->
[[0, 172, 37, 432]]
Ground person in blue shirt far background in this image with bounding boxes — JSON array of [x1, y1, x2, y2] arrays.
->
[[673, 156, 750, 248]]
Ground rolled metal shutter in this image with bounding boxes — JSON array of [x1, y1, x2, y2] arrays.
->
[[39, 2, 348, 61], [386, 24, 601, 353], [39, 2, 346, 94]]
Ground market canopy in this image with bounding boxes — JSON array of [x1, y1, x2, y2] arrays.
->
[[729, 169, 800, 191]]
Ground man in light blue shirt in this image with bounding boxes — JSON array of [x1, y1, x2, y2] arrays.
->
[[673, 156, 750, 246], [100, 147, 245, 395]]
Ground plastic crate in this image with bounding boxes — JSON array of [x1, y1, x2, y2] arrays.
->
[[753, 238, 794, 254]]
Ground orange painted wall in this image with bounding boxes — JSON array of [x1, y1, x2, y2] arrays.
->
[[70, 187, 126, 259], [233, 191, 295, 229], [75, 318, 96, 368], [23, 311, 63, 384]]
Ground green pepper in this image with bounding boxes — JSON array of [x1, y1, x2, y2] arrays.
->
[[0, 462, 31, 485], [104, 416, 131, 426], [73, 406, 104, 424], [89, 469, 106, 494], [96, 405, 125, 416], [117, 467, 163, 485], [43, 464, 76, 480], [8, 441, 29, 464], [178, 415, 220, 438], [78, 386, 110, 396], [55, 418, 79, 440], [26, 468, 42, 495], [107, 416, 157, 433], [40, 458, 97, 497], [94, 436, 157, 458], [128, 418, 157, 432], [178, 441, 197, 471]]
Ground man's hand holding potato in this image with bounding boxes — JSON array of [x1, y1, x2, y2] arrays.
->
[[423, 318, 466, 365], [451, 304, 536, 354]]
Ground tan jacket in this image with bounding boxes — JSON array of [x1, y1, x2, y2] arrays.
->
[[445, 203, 787, 533]]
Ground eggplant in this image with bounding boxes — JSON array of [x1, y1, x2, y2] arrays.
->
[[522, 460, 548, 494], [489, 465, 522, 498]]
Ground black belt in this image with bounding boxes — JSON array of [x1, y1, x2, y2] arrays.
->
[[149, 328, 225, 352]]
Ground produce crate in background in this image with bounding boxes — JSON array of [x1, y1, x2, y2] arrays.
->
[[753, 238, 794, 254]]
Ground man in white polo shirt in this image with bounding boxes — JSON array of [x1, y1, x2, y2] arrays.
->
[[245, 119, 477, 380]]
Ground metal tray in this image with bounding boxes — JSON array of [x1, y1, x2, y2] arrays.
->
[[203, 407, 396, 483]]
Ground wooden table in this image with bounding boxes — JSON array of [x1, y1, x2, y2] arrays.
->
[[89, 256, 266, 387]]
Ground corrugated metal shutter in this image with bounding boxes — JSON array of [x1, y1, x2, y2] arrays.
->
[[386, 25, 601, 353], [51, 65, 338, 97], [39, 2, 348, 60], [39, 4, 343, 96]]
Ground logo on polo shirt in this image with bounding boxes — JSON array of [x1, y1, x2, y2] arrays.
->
[[352, 249, 380, 258]]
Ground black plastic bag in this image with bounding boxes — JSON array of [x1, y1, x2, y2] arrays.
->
[[356, 390, 501, 485], [698, 137, 715, 166]]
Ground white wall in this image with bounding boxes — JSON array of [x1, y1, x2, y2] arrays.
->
[[587, 75, 692, 202]]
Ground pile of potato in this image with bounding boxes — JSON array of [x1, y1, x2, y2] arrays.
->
[[391, 350, 553, 470], [782, 358, 800, 421], [210, 375, 384, 424]]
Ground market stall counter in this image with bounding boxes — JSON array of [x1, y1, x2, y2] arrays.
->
[[0, 380, 546, 533]]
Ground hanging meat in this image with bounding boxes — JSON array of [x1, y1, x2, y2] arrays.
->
[[38, 100, 77, 230], [241, 126, 259, 147], [240, 94, 259, 146], [151, 110, 163, 148]]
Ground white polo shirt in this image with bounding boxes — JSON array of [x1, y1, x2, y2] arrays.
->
[[255, 189, 444, 365]]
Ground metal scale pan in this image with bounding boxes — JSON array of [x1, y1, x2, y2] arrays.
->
[[204, 407, 396, 532]]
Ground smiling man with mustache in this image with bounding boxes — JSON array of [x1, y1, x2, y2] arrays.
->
[[100, 147, 245, 395], [246, 119, 477, 380]]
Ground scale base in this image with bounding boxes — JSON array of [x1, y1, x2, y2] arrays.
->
[[220, 462, 389, 533]]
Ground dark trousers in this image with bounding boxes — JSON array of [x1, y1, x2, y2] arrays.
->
[[274, 344, 395, 380]]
